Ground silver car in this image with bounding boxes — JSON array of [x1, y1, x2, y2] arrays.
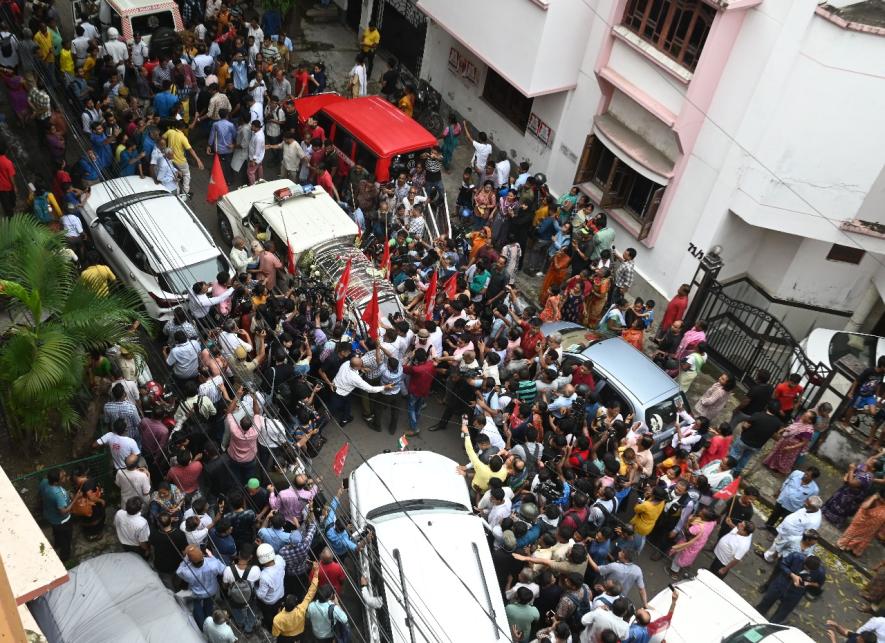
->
[[542, 321, 689, 456]]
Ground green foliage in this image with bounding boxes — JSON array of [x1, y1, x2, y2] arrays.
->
[[263, 0, 298, 13], [0, 215, 149, 443]]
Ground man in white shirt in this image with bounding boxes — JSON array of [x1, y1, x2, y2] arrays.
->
[[165, 330, 202, 380], [130, 33, 149, 68], [115, 453, 151, 507], [711, 521, 754, 578], [188, 281, 234, 320], [763, 496, 823, 562], [255, 543, 285, 630], [247, 120, 265, 184], [103, 27, 129, 71], [331, 357, 391, 424], [484, 486, 512, 528], [94, 422, 141, 469], [580, 598, 630, 643], [494, 152, 511, 188], [114, 497, 150, 555], [71, 26, 90, 67], [480, 414, 506, 451], [218, 319, 253, 358], [463, 123, 492, 171]]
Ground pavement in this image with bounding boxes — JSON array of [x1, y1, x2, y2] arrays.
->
[[3, 9, 880, 643]]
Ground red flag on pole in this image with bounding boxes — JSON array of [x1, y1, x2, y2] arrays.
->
[[332, 442, 350, 475], [444, 272, 458, 299], [206, 154, 229, 203], [362, 281, 380, 340], [286, 240, 297, 275], [380, 237, 390, 276], [713, 475, 741, 500], [424, 269, 438, 320], [335, 257, 352, 320]]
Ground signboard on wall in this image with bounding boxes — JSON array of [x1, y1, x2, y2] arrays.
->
[[447, 47, 479, 85], [527, 113, 554, 146]]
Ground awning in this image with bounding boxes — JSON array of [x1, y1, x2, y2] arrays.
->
[[593, 114, 676, 185]]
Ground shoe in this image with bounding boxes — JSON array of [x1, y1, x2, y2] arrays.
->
[[428, 425, 445, 432], [364, 415, 376, 424], [341, 417, 353, 426], [406, 430, 421, 437]]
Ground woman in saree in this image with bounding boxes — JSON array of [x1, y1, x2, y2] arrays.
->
[[822, 455, 877, 529], [466, 226, 492, 265], [561, 274, 588, 323], [837, 490, 885, 556], [539, 249, 571, 306], [583, 267, 612, 327], [762, 409, 817, 475]]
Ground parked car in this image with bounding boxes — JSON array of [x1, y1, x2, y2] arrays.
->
[[348, 450, 511, 643], [216, 179, 403, 319], [645, 569, 815, 643], [293, 94, 438, 182], [801, 328, 885, 372], [82, 176, 230, 320], [542, 321, 689, 455]]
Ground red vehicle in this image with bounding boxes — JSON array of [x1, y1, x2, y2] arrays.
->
[[293, 94, 437, 183]]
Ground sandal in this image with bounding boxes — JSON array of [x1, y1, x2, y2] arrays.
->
[[669, 571, 681, 580]]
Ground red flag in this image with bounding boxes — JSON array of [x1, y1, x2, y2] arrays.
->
[[206, 154, 229, 203], [424, 269, 438, 320], [361, 281, 380, 340], [444, 272, 458, 299], [332, 442, 350, 475], [286, 240, 297, 275], [380, 237, 390, 276], [713, 475, 741, 500], [335, 257, 352, 320], [647, 613, 672, 637]]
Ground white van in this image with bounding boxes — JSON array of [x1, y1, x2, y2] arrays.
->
[[73, 0, 183, 44], [348, 451, 512, 643], [645, 569, 816, 643], [82, 176, 230, 320], [216, 180, 404, 319]]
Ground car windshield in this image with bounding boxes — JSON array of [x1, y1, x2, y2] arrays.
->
[[829, 332, 878, 370], [560, 327, 595, 352], [366, 499, 470, 521], [722, 623, 788, 643], [160, 256, 225, 295], [645, 393, 691, 430]]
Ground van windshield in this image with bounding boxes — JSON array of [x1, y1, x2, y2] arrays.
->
[[366, 498, 470, 521], [160, 256, 226, 295], [131, 10, 175, 33]]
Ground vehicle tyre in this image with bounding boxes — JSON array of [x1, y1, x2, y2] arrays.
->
[[218, 214, 234, 247]]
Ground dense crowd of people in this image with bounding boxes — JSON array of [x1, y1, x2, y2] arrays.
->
[[3, 1, 883, 642]]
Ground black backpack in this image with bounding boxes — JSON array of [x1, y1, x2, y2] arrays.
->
[[226, 563, 255, 606], [0, 33, 13, 59], [564, 586, 592, 634]]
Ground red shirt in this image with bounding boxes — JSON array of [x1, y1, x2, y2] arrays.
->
[[571, 368, 595, 390], [0, 155, 15, 192], [292, 69, 309, 97], [312, 560, 346, 594], [661, 294, 688, 331], [317, 170, 335, 197], [774, 382, 803, 412], [166, 461, 203, 494], [519, 321, 544, 359], [404, 360, 436, 398]]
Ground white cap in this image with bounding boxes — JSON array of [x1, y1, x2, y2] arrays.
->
[[107, 27, 119, 39], [256, 543, 275, 564]]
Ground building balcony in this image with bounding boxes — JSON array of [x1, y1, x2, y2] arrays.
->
[[417, 0, 594, 96]]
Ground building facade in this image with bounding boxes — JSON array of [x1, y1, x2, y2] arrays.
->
[[409, 0, 885, 338]]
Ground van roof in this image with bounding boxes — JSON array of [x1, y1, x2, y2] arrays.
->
[[219, 179, 358, 254], [105, 0, 179, 16], [83, 176, 219, 271], [294, 94, 437, 157]]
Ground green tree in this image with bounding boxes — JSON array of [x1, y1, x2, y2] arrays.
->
[[0, 215, 149, 443]]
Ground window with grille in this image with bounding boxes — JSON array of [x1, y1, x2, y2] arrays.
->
[[481, 68, 534, 131], [622, 0, 716, 72]]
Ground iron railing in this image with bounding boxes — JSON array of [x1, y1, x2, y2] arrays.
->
[[11, 452, 113, 519]]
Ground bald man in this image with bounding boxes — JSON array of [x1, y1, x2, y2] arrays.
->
[[330, 356, 393, 425], [177, 545, 226, 630], [115, 452, 151, 507]]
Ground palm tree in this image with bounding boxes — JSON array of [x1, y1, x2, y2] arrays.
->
[[0, 215, 149, 443]]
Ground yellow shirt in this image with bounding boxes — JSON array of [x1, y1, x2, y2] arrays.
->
[[81, 264, 117, 297], [163, 128, 192, 165], [398, 94, 414, 118], [272, 571, 318, 637], [82, 56, 96, 79], [464, 434, 508, 492], [59, 48, 74, 75], [360, 28, 380, 52], [630, 499, 664, 536], [532, 205, 549, 227], [34, 30, 54, 63], [216, 62, 230, 89]]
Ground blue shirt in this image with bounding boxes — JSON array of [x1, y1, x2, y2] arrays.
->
[[153, 91, 179, 118], [118, 149, 140, 176], [625, 623, 650, 643], [258, 526, 300, 553], [536, 217, 557, 241], [209, 118, 237, 155], [231, 61, 249, 91], [78, 155, 101, 181], [324, 497, 358, 556], [208, 528, 237, 564], [39, 479, 70, 525], [777, 470, 819, 512], [176, 556, 225, 598], [589, 538, 611, 565]]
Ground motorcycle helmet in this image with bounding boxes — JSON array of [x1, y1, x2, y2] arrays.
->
[[144, 380, 164, 403], [533, 172, 547, 186]]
